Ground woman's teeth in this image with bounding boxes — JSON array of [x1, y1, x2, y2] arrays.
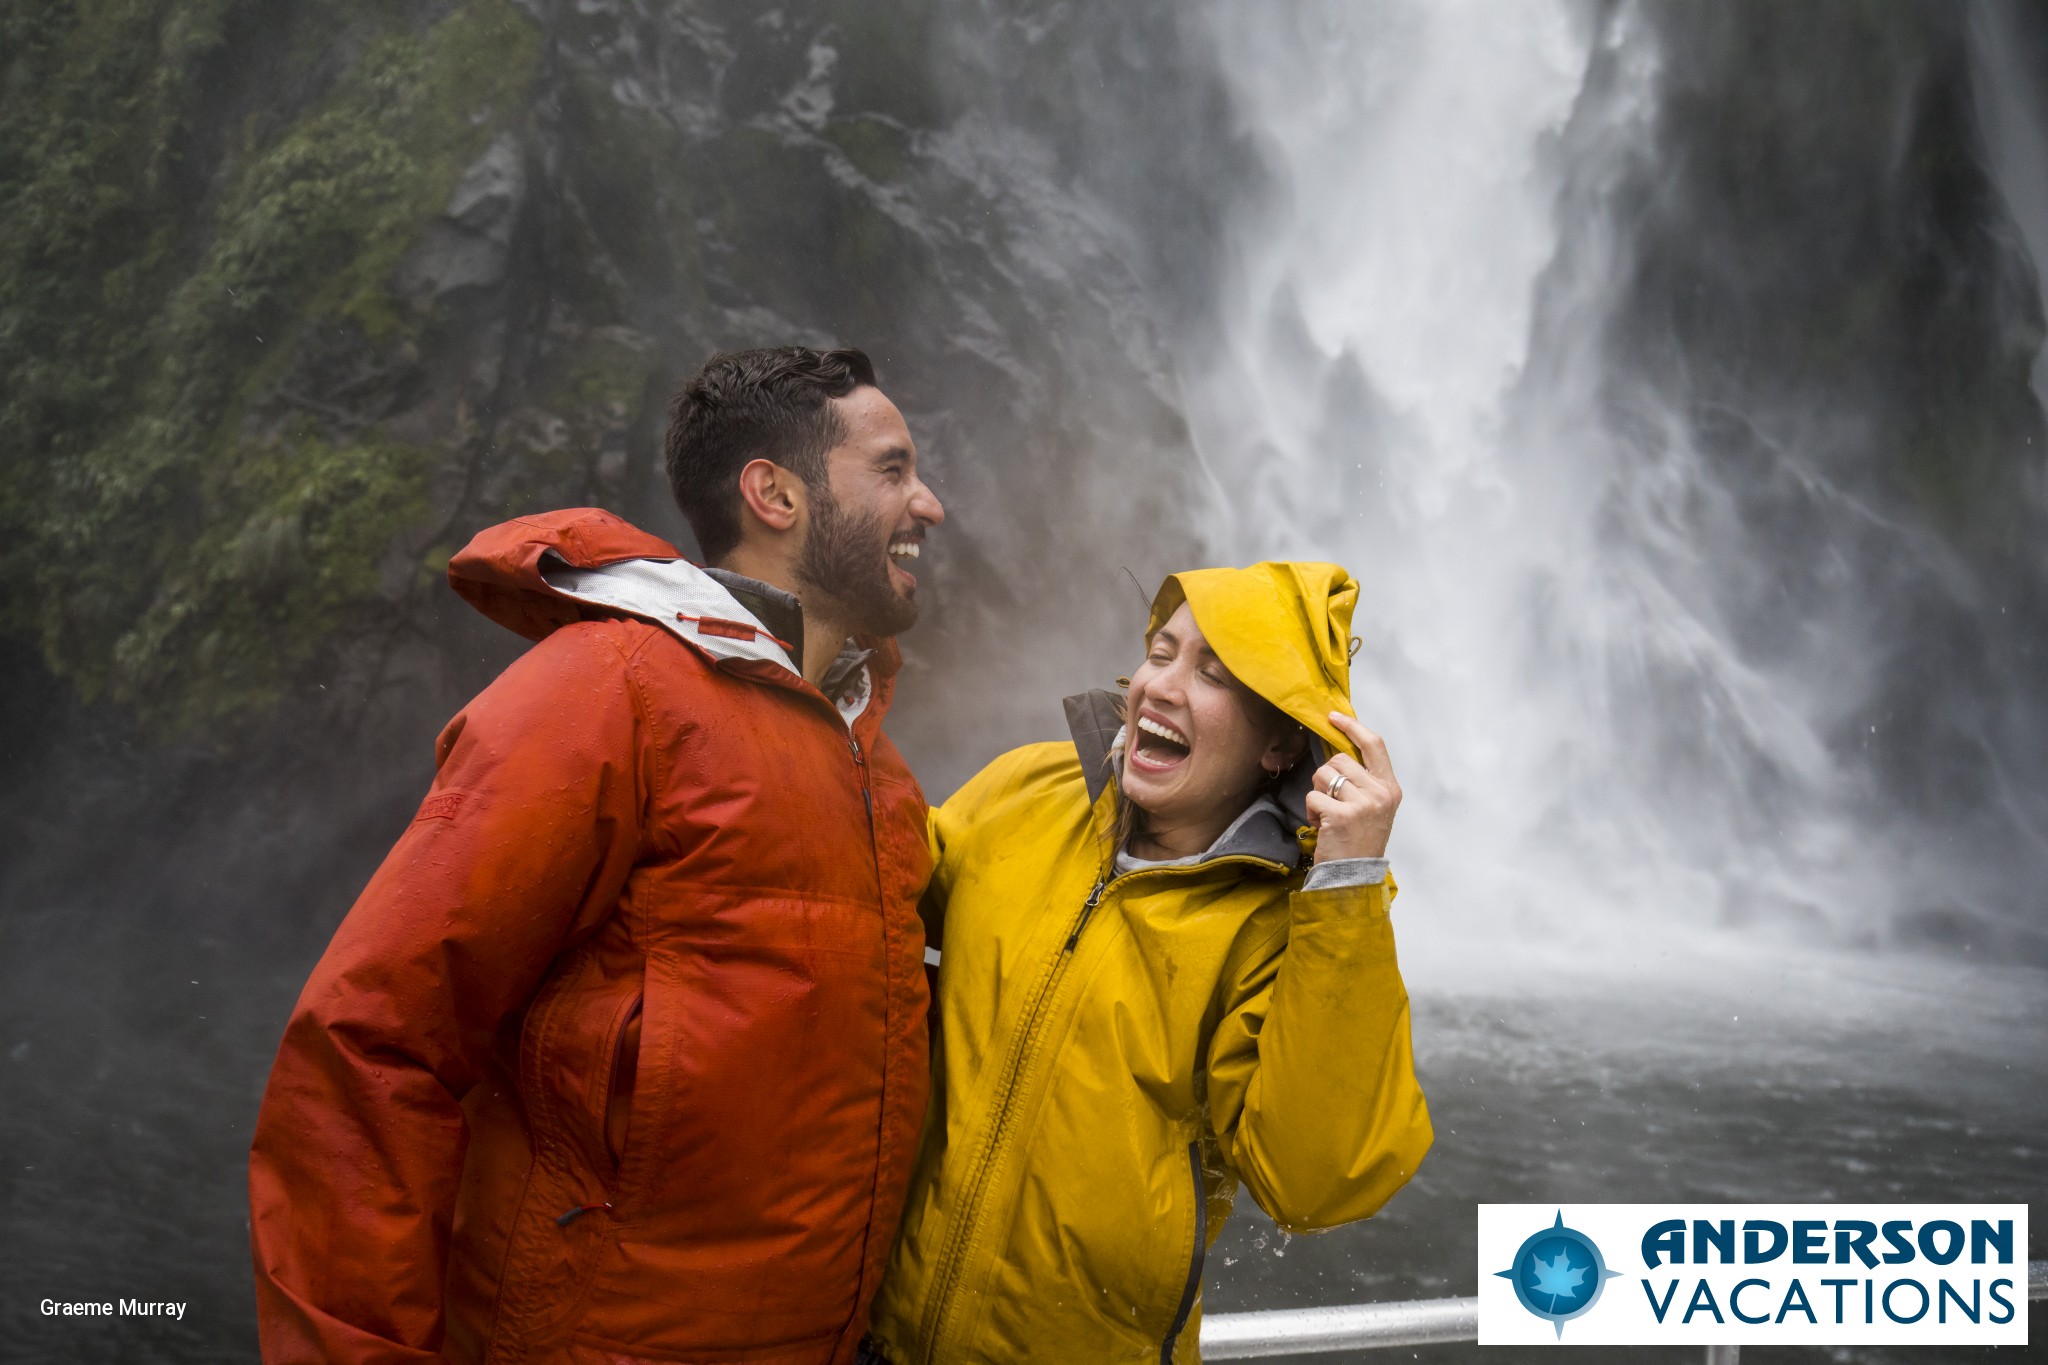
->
[[1137, 715, 1189, 748], [888, 542, 920, 559]]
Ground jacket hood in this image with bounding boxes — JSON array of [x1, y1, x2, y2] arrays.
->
[[1146, 561, 1361, 763], [446, 507, 900, 700], [449, 507, 682, 641]]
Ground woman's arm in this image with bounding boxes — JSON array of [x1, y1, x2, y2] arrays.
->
[[1204, 873, 1432, 1233], [1205, 711, 1432, 1232]]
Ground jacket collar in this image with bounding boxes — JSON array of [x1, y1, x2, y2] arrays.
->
[[542, 556, 885, 723], [446, 508, 892, 723], [541, 553, 803, 675], [702, 567, 806, 666], [1060, 689, 1317, 871], [702, 567, 879, 712]]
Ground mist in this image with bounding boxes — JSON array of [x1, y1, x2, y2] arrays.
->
[[3, 1, 2044, 1359]]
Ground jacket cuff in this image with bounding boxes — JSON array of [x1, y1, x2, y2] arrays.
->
[[1302, 857, 1389, 892]]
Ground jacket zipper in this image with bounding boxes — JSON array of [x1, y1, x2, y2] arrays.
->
[[916, 855, 1288, 1362], [850, 732, 874, 825], [1063, 878, 1105, 951], [916, 875, 1107, 1360], [1159, 1139, 1207, 1364]]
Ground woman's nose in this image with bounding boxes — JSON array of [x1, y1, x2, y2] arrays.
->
[[1147, 666, 1189, 706]]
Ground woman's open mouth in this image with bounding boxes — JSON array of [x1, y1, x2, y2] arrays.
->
[[1128, 713, 1191, 771]]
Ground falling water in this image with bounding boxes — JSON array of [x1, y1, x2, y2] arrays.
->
[[1971, 0, 2048, 423], [1171, 11, 2047, 1320], [1177, 1, 1949, 970]]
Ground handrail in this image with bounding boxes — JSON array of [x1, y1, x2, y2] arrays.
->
[[1201, 1295, 1477, 1358], [1199, 1258, 2046, 1359]]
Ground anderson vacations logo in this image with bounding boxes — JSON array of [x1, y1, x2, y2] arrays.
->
[[1478, 1204, 2028, 1346]]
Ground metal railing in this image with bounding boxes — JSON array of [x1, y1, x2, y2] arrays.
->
[[1199, 1258, 2047, 1360]]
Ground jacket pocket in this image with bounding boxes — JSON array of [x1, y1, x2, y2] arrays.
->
[[1160, 1139, 1206, 1364], [603, 996, 643, 1172], [517, 957, 647, 1189]]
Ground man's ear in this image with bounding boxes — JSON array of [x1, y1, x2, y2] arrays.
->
[[737, 458, 806, 535]]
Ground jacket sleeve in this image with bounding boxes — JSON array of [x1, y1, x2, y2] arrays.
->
[[916, 744, 1056, 954], [248, 625, 650, 1364], [918, 805, 953, 953], [1204, 874, 1433, 1233]]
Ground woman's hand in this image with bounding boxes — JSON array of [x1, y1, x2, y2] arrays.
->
[[1304, 711, 1400, 863]]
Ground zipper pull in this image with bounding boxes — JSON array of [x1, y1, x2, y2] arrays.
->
[[1064, 880, 1106, 953], [850, 734, 865, 764]]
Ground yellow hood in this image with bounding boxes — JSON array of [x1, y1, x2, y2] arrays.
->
[[1147, 561, 1361, 762]]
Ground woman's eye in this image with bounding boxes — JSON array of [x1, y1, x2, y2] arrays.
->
[[1200, 669, 1227, 686]]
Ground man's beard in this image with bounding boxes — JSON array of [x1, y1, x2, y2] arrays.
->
[[796, 485, 919, 638]]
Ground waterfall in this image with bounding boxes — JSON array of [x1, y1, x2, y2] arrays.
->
[[1970, 0, 2048, 424], [1176, 1, 1899, 966]]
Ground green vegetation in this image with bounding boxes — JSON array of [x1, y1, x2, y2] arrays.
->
[[1, 0, 540, 732]]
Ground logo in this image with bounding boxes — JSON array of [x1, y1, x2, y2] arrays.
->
[[1478, 1203, 2027, 1346], [1495, 1211, 1622, 1337]]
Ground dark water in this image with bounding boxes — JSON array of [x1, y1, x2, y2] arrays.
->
[[1207, 954, 2048, 1364]]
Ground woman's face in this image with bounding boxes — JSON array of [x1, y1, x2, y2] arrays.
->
[[1121, 603, 1297, 840]]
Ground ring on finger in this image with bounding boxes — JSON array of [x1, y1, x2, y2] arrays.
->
[[1326, 773, 1349, 799]]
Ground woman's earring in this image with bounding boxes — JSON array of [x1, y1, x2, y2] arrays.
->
[[1115, 676, 1131, 689]]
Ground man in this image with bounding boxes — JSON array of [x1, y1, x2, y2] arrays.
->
[[249, 347, 945, 1365]]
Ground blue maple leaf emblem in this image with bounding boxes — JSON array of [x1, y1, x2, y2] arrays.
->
[[1526, 1248, 1588, 1308], [1496, 1212, 1618, 1337]]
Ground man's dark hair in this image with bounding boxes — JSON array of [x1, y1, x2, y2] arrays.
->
[[663, 346, 877, 562]]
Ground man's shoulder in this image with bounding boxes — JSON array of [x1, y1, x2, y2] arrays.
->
[[476, 617, 705, 717], [517, 614, 731, 680]]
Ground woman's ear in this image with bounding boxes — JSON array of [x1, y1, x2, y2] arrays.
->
[[1261, 725, 1310, 777]]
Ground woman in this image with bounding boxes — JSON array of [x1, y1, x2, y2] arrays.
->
[[867, 562, 1433, 1364]]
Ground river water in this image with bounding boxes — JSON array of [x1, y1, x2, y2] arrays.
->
[[1209, 946, 2047, 1363]]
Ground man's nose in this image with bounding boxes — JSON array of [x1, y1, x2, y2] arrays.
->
[[909, 476, 945, 527]]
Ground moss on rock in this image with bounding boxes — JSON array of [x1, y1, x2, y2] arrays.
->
[[3, 0, 540, 733]]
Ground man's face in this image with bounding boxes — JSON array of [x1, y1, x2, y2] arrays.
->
[[795, 386, 945, 637]]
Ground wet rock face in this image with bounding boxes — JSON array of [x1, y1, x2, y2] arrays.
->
[[397, 131, 528, 300], [1, 0, 1244, 755]]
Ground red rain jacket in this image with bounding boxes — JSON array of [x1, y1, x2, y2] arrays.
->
[[249, 509, 933, 1364]]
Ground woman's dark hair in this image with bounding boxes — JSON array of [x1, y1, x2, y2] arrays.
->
[[663, 346, 876, 561], [1103, 698, 1146, 863]]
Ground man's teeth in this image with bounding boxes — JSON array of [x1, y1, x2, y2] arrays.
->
[[888, 542, 920, 559], [1137, 716, 1189, 748]]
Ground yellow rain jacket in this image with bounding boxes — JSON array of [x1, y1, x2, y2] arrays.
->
[[870, 564, 1433, 1364]]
